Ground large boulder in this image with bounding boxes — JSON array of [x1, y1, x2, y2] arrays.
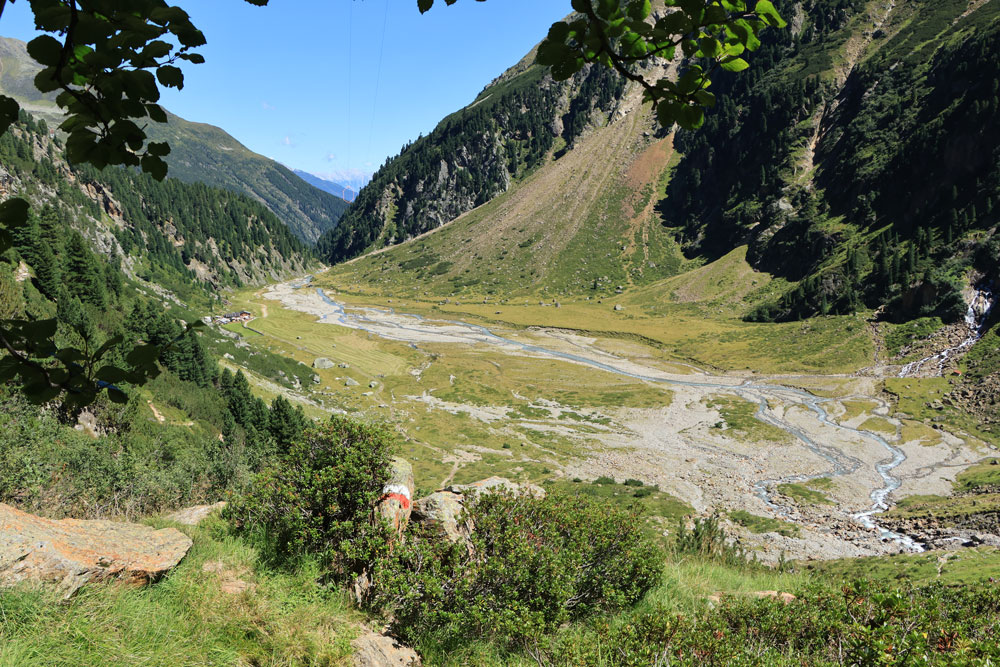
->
[[351, 631, 421, 666], [411, 491, 469, 543], [0, 503, 192, 597], [313, 357, 335, 369], [378, 458, 415, 536], [165, 501, 226, 526]]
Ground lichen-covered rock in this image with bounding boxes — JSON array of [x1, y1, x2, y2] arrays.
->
[[446, 476, 545, 500], [313, 357, 335, 369], [378, 458, 415, 536], [351, 631, 421, 666], [165, 502, 226, 526], [0, 503, 192, 597], [411, 491, 469, 543]]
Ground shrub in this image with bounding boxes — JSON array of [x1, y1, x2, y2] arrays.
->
[[624, 478, 644, 487], [674, 514, 751, 567], [592, 475, 616, 485], [370, 491, 662, 648], [224, 417, 396, 577]]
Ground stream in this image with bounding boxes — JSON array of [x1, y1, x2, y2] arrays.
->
[[899, 286, 994, 377], [310, 284, 925, 551]]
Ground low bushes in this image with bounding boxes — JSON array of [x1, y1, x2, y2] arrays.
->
[[545, 580, 1000, 665], [368, 491, 662, 648], [225, 417, 396, 577]]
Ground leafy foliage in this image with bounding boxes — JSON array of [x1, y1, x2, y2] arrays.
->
[[544, 580, 1000, 665], [369, 491, 662, 648], [224, 418, 396, 576]]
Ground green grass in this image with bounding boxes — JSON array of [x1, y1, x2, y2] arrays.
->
[[884, 317, 944, 358], [707, 395, 792, 443], [777, 478, 834, 506], [729, 510, 801, 538], [838, 399, 880, 422], [544, 479, 692, 522], [0, 517, 360, 667], [805, 547, 1000, 587], [858, 416, 896, 436], [884, 376, 998, 447], [956, 458, 1000, 493], [886, 492, 1000, 521]]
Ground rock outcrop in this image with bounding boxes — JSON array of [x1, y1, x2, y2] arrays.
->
[[412, 491, 469, 543], [351, 631, 421, 667], [165, 502, 227, 526], [0, 503, 192, 596]]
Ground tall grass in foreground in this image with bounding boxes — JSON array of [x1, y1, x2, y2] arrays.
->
[[0, 517, 360, 667]]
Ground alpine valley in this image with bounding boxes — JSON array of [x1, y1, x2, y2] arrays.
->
[[2, 0, 1000, 665]]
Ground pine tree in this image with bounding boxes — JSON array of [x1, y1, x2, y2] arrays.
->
[[268, 396, 306, 448], [64, 232, 107, 308]]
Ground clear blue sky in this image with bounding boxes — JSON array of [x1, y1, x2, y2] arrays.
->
[[0, 0, 569, 188]]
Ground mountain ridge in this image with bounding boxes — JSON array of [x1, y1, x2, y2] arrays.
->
[[0, 35, 349, 244]]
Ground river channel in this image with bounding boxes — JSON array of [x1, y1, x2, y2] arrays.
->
[[305, 283, 925, 551]]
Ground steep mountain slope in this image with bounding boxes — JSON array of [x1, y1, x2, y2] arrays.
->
[[0, 36, 349, 244], [316, 48, 628, 264], [327, 0, 1000, 318], [665, 0, 1000, 323], [327, 74, 685, 299], [1, 112, 313, 301], [292, 170, 357, 203]]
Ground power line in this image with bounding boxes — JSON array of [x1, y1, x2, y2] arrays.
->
[[367, 0, 390, 167], [346, 0, 354, 172]]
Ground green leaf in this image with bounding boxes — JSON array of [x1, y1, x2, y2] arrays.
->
[[720, 56, 749, 72], [627, 0, 652, 21], [0, 95, 20, 135], [26, 35, 63, 67], [677, 105, 705, 130], [755, 0, 787, 28], [107, 387, 130, 404], [156, 65, 184, 89], [126, 344, 161, 366], [96, 366, 130, 384], [146, 141, 171, 157], [140, 154, 169, 181], [418, 0, 434, 13]]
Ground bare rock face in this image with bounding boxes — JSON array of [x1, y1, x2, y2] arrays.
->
[[378, 458, 415, 537], [165, 502, 227, 526], [351, 631, 421, 667], [0, 503, 192, 597]]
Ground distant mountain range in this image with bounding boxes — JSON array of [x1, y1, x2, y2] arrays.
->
[[292, 170, 358, 203], [0, 36, 349, 244]]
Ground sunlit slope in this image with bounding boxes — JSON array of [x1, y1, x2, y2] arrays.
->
[[327, 80, 686, 299]]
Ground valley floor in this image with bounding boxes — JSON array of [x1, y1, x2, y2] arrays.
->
[[218, 272, 1000, 563]]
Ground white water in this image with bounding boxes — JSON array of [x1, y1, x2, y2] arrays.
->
[[304, 282, 926, 551], [899, 286, 994, 377]]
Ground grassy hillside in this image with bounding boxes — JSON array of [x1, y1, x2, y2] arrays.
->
[[0, 36, 348, 244]]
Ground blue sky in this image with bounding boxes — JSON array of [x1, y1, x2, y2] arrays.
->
[[0, 0, 569, 188]]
